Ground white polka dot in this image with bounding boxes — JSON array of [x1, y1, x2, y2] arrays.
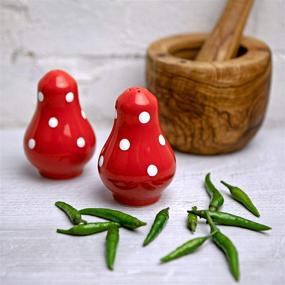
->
[[159, 134, 166, 146], [65, 92, 74, 103], [38, 92, 44, 102], [76, 137, 85, 148], [119, 139, 130, 151], [147, 164, 158, 177], [138, 111, 150, 124], [81, 110, 87, 119], [28, 138, 36, 149], [48, 117, 58, 128], [98, 155, 104, 167]]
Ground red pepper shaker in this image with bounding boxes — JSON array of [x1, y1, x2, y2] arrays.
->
[[98, 87, 176, 206], [24, 70, 96, 179]]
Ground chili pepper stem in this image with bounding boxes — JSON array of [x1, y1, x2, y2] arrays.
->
[[187, 206, 198, 233], [220, 181, 234, 191], [56, 229, 68, 234], [210, 230, 218, 236], [205, 211, 218, 233]]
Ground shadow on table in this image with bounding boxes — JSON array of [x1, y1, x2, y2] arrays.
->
[[18, 162, 43, 181], [93, 184, 119, 206]]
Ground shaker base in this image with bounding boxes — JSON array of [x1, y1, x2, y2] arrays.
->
[[113, 194, 160, 207], [39, 170, 83, 180]]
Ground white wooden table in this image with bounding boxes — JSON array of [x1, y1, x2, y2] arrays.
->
[[1, 126, 285, 285]]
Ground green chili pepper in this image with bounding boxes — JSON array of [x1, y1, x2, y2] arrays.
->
[[55, 201, 87, 225], [57, 222, 118, 236], [221, 181, 260, 217], [79, 208, 146, 230], [205, 173, 224, 211], [160, 235, 210, 263], [105, 224, 119, 271], [205, 211, 240, 281], [188, 209, 271, 232], [187, 206, 198, 233], [143, 207, 169, 246]]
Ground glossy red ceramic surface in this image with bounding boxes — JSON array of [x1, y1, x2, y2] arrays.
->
[[24, 70, 96, 179], [98, 87, 176, 206]]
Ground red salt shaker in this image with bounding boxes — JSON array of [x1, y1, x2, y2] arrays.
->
[[98, 87, 176, 206], [23, 70, 96, 179]]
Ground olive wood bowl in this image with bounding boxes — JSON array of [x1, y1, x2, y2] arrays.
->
[[146, 33, 272, 155]]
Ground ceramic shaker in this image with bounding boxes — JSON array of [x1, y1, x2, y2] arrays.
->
[[98, 87, 176, 206], [24, 70, 96, 179]]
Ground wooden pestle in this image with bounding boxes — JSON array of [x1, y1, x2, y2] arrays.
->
[[196, 0, 254, 61]]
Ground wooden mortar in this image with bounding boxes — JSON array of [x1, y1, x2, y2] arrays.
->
[[147, 0, 272, 155], [146, 33, 271, 154]]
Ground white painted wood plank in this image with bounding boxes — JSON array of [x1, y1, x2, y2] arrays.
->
[[0, 127, 285, 285]]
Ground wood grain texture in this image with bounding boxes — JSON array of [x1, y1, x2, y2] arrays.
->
[[196, 0, 254, 61], [0, 128, 285, 285], [146, 33, 272, 155]]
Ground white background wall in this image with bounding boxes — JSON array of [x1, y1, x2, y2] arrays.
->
[[1, 0, 285, 128]]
